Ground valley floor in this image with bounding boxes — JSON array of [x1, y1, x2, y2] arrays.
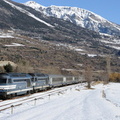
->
[[0, 83, 120, 120]]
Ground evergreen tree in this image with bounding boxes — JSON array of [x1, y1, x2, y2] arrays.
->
[[4, 63, 13, 73]]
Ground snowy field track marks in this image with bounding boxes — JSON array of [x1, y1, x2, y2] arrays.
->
[[103, 83, 120, 108], [80, 89, 120, 120]]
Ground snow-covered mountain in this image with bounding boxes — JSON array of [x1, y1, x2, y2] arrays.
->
[[25, 1, 120, 36], [0, 0, 120, 56]]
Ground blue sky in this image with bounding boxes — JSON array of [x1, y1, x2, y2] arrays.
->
[[14, 0, 120, 25]]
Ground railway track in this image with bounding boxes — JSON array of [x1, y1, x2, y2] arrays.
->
[[0, 83, 84, 112]]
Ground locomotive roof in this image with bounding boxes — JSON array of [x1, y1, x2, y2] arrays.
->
[[0, 73, 31, 78], [28, 73, 48, 77], [0, 73, 49, 78]]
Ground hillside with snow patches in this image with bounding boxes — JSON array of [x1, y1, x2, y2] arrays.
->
[[25, 1, 120, 36], [0, 0, 120, 72], [0, 83, 120, 120]]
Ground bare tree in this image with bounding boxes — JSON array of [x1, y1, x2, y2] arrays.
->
[[84, 64, 93, 89], [15, 60, 34, 73], [0, 66, 5, 73]]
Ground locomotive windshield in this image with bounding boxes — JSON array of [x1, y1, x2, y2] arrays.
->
[[0, 74, 7, 83], [0, 78, 7, 83]]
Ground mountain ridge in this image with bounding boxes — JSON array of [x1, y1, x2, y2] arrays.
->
[[0, 0, 101, 43], [25, 1, 120, 36]]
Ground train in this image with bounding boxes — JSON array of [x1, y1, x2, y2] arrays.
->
[[0, 73, 84, 99]]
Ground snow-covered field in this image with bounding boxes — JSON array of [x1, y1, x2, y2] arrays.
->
[[0, 83, 120, 120]]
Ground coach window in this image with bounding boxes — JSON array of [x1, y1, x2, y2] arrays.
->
[[8, 79, 12, 83], [13, 79, 26, 82], [31, 78, 35, 82], [35, 78, 37, 81]]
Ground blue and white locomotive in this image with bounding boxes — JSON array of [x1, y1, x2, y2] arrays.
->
[[29, 73, 49, 92], [0, 73, 49, 99], [0, 73, 33, 98]]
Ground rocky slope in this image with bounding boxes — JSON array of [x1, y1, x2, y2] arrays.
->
[[0, 32, 120, 75]]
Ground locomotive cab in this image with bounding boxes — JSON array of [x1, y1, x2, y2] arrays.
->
[[28, 73, 50, 91], [0, 73, 10, 98], [0, 73, 32, 99]]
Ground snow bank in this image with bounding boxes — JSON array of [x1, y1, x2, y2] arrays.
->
[[104, 83, 120, 107], [0, 83, 120, 120]]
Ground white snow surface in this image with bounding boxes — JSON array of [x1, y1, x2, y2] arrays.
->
[[109, 46, 120, 50], [75, 49, 84, 52], [0, 83, 120, 120], [4, 0, 54, 28], [0, 33, 14, 38], [25, 1, 46, 10], [0, 35, 14, 38], [101, 39, 120, 45], [5, 43, 25, 47], [87, 54, 97, 57]]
